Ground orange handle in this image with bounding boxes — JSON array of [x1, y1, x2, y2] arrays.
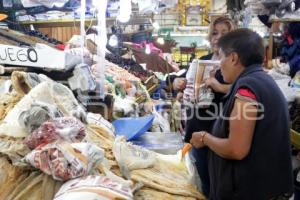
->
[[182, 143, 192, 157]]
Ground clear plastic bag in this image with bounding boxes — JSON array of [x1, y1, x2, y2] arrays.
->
[[24, 117, 85, 149], [24, 142, 104, 181], [113, 136, 156, 171]]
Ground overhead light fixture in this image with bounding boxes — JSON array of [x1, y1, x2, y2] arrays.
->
[[152, 21, 160, 30], [118, 0, 131, 23], [53, 2, 65, 7], [92, 0, 98, 7], [117, 14, 131, 23], [157, 37, 165, 45], [108, 34, 118, 47], [145, 44, 151, 54]]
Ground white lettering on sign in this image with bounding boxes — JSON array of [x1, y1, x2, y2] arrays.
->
[[0, 44, 66, 70]]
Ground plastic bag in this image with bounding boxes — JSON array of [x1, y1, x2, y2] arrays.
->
[[11, 71, 52, 96], [86, 112, 115, 136], [151, 105, 171, 132], [24, 117, 86, 149], [19, 102, 63, 133], [54, 175, 133, 200], [24, 142, 104, 181], [0, 81, 86, 138], [113, 136, 156, 171]]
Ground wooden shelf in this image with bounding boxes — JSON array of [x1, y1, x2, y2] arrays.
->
[[19, 16, 152, 28]]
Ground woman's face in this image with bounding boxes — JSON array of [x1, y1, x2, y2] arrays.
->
[[211, 23, 230, 54]]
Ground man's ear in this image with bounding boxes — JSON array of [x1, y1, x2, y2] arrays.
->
[[231, 52, 240, 66]]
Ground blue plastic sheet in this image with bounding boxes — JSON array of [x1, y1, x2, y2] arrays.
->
[[112, 115, 154, 141]]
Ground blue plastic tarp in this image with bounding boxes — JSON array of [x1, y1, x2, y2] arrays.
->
[[112, 115, 154, 141]]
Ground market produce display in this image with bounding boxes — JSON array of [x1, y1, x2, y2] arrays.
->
[[0, 71, 204, 200], [0, 0, 300, 199]]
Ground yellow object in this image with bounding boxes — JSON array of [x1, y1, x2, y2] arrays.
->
[[291, 129, 300, 149], [172, 48, 209, 64], [0, 14, 7, 21]]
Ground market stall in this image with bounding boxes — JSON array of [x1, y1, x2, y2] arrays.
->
[[0, 0, 299, 199]]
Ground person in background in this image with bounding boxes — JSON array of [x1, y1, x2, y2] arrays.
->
[[190, 29, 293, 200], [183, 16, 235, 198], [151, 74, 187, 100]]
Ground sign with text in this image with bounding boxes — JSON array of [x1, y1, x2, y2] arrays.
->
[[0, 44, 66, 70]]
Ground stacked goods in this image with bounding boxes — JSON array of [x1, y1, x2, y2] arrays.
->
[[0, 71, 204, 199]]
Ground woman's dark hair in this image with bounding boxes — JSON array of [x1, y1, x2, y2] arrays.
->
[[218, 28, 265, 67]]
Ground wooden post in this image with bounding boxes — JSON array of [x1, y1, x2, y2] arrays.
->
[[267, 21, 280, 68]]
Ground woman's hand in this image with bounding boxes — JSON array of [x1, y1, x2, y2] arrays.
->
[[205, 77, 231, 94], [190, 131, 207, 148], [205, 77, 220, 91]]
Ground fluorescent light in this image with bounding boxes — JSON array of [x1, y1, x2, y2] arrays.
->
[[92, 0, 98, 7], [117, 14, 131, 23], [118, 0, 131, 23], [157, 37, 165, 45]]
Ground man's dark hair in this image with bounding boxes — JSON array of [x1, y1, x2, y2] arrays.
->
[[218, 28, 265, 67]]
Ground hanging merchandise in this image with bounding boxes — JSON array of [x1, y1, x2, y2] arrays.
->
[[246, 0, 300, 18], [244, 0, 269, 15]]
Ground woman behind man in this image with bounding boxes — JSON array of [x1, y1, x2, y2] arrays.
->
[[191, 29, 293, 199], [183, 16, 235, 198]]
